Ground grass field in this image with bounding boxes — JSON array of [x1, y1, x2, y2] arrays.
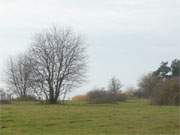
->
[[0, 99, 179, 135]]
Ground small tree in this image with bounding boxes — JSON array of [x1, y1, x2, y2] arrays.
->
[[108, 77, 122, 93], [6, 55, 34, 98]]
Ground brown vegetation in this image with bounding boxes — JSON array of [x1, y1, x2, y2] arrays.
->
[[151, 77, 180, 105], [72, 95, 88, 102]]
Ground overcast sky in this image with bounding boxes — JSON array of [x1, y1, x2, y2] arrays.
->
[[0, 0, 180, 97]]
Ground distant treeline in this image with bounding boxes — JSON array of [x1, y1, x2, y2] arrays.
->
[[135, 59, 180, 105], [72, 59, 180, 106]]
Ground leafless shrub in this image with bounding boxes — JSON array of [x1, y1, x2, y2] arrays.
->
[[0, 89, 12, 104], [137, 73, 159, 98], [87, 88, 127, 104]]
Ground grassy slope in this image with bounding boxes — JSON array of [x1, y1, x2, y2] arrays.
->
[[0, 99, 179, 135]]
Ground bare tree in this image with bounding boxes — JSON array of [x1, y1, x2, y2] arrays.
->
[[29, 27, 87, 104], [108, 77, 122, 93], [6, 55, 34, 97]]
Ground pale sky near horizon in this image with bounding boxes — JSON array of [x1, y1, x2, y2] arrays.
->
[[0, 0, 180, 97]]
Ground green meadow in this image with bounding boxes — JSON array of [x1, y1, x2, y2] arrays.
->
[[0, 99, 179, 135]]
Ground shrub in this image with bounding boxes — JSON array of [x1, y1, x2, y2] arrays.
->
[[87, 88, 127, 104], [0, 89, 12, 104], [137, 73, 159, 98], [116, 93, 127, 101], [133, 89, 146, 98], [151, 77, 180, 106], [72, 95, 88, 102], [15, 95, 37, 101], [0, 99, 11, 104], [87, 89, 114, 104]]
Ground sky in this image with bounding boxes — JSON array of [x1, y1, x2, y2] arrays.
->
[[0, 0, 180, 97]]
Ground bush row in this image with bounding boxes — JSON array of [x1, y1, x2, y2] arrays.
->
[[87, 89, 127, 104], [72, 88, 127, 104]]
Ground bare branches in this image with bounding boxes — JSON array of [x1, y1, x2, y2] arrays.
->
[[5, 26, 87, 103], [6, 55, 34, 97], [108, 77, 122, 93], [29, 27, 87, 103]]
